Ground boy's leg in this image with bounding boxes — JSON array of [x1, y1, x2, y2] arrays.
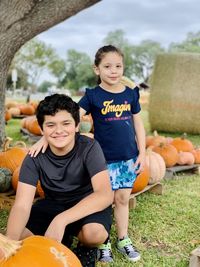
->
[[71, 205, 112, 266], [26, 198, 73, 246]]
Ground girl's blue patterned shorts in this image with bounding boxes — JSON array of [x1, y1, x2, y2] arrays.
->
[[107, 158, 138, 190]]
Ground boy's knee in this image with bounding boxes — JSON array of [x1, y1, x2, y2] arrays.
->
[[81, 223, 108, 245]]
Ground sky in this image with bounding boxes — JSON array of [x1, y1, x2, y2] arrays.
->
[[38, 0, 200, 58], [37, 0, 200, 82]]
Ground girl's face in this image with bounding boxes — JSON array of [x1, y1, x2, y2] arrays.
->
[[94, 52, 124, 88], [42, 110, 79, 156]]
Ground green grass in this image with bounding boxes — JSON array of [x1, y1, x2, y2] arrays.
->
[[1, 175, 200, 266], [5, 118, 24, 142], [98, 175, 200, 267]]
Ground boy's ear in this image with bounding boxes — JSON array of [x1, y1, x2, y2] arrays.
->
[[76, 123, 80, 132]]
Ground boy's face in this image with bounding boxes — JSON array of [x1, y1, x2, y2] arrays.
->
[[42, 110, 79, 155]]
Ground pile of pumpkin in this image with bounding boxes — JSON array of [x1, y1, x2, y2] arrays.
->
[[5, 100, 39, 123], [0, 138, 44, 197], [21, 116, 42, 136], [131, 131, 200, 194]]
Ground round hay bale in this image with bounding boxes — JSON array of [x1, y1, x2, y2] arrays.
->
[[149, 53, 200, 134]]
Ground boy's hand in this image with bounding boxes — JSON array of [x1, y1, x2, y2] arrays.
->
[[45, 216, 66, 243]]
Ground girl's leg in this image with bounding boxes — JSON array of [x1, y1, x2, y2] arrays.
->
[[114, 188, 132, 239], [114, 188, 141, 262]]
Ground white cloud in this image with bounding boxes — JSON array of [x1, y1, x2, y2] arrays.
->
[[37, 0, 200, 81]]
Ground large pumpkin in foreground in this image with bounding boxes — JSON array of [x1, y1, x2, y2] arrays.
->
[[0, 234, 82, 267], [132, 165, 150, 193]]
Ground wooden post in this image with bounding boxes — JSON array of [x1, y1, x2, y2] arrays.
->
[[190, 247, 200, 267]]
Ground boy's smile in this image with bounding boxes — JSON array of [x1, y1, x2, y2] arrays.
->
[[42, 110, 79, 156]]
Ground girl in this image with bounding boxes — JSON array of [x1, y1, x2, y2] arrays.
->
[[29, 45, 146, 263]]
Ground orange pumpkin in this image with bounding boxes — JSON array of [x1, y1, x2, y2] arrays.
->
[[8, 107, 21, 116], [12, 166, 44, 197], [146, 130, 166, 148], [20, 104, 35, 116], [5, 110, 11, 122], [36, 181, 45, 198], [12, 165, 20, 191], [171, 133, 194, 152], [152, 143, 179, 168], [145, 149, 166, 184], [132, 165, 150, 193], [0, 138, 27, 173], [177, 152, 195, 165], [0, 234, 82, 267], [27, 118, 42, 136], [191, 148, 200, 164]]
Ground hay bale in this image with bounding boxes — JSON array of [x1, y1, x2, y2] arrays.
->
[[149, 53, 200, 134]]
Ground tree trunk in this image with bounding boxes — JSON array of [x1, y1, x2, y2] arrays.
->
[[0, 0, 101, 147]]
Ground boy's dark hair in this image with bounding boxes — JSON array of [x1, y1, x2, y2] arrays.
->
[[36, 94, 80, 129]]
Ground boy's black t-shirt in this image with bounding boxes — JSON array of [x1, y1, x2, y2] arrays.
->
[[19, 134, 107, 204]]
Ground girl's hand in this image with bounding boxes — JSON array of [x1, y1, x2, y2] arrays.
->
[[134, 153, 146, 174], [28, 136, 48, 157]]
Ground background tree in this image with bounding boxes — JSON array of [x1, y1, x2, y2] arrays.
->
[[59, 49, 95, 91], [131, 40, 165, 82], [0, 0, 100, 146], [38, 80, 55, 93], [168, 31, 200, 53], [48, 58, 66, 87], [12, 38, 58, 92], [103, 30, 165, 83]]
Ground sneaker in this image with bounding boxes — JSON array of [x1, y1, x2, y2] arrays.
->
[[117, 237, 141, 262], [73, 243, 97, 267], [96, 242, 113, 263]]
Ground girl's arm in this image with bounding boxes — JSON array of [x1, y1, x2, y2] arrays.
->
[[28, 135, 48, 157], [133, 112, 146, 174], [79, 107, 86, 119]]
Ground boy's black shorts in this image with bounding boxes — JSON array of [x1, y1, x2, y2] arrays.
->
[[26, 198, 112, 246]]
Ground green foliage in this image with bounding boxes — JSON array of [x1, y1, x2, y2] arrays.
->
[[169, 31, 200, 53], [12, 37, 57, 88], [48, 58, 66, 85], [132, 40, 165, 82], [38, 80, 55, 92], [60, 49, 96, 90]]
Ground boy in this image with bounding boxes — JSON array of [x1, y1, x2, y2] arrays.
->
[[6, 94, 113, 267]]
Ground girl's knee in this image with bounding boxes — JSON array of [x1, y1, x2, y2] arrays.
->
[[114, 194, 129, 206]]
